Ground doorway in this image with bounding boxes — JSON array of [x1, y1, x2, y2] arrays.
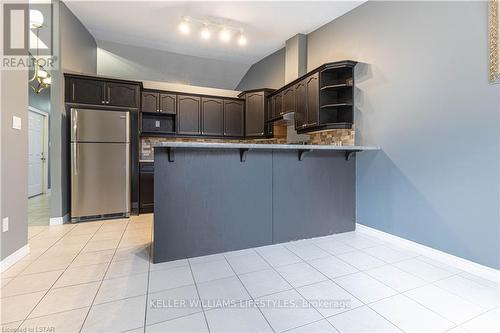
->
[[28, 107, 50, 226]]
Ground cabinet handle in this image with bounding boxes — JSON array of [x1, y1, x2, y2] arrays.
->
[[106, 100, 110, 104], [101, 100, 105, 104]]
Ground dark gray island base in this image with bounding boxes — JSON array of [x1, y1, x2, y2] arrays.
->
[[153, 142, 378, 263]]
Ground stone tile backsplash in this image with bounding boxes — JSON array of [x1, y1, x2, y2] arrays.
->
[[140, 128, 355, 160]]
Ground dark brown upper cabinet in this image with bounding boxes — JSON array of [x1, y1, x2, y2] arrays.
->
[[223, 100, 244, 137], [68, 78, 106, 105], [177, 95, 201, 135], [245, 92, 265, 137], [67, 76, 140, 108], [106, 82, 140, 107], [160, 93, 177, 114], [282, 86, 295, 114], [294, 79, 307, 130], [306, 73, 319, 127], [201, 97, 223, 136], [142, 92, 159, 113], [271, 93, 282, 120]]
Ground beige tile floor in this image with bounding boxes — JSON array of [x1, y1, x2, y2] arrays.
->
[[1, 214, 499, 333], [28, 193, 50, 226]]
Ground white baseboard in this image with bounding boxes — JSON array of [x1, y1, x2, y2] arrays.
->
[[1, 244, 30, 272], [49, 214, 69, 226], [356, 223, 500, 283]]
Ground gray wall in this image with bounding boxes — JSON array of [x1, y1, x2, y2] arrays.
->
[[306, 1, 499, 269], [236, 48, 285, 90], [97, 40, 249, 90], [234, 0, 499, 269], [50, 0, 97, 219], [1, 68, 29, 260]]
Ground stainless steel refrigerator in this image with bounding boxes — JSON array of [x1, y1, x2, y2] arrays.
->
[[70, 108, 130, 222]]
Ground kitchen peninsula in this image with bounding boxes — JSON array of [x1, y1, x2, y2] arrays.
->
[[152, 142, 379, 263]]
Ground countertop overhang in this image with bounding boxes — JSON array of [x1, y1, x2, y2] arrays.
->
[[153, 142, 380, 151]]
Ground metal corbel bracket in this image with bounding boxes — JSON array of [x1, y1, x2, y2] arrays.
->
[[239, 148, 250, 162], [298, 149, 312, 161], [167, 147, 175, 162], [345, 150, 360, 161]]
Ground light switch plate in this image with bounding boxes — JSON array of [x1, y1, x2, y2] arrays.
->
[[12, 116, 22, 130], [2, 217, 9, 232]]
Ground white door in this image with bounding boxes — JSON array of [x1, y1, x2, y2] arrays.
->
[[28, 111, 45, 197]]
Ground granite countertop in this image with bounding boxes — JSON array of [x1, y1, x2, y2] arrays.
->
[[153, 142, 380, 151]]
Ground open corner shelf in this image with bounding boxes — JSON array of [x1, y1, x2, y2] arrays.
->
[[320, 83, 353, 90], [317, 63, 355, 128]]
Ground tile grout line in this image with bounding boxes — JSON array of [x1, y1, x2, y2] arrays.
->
[[3, 224, 79, 285], [306, 241, 474, 331], [78, 220, 131, 333], [187, 259, 211, 333], [142, 223, 154, 333], [252, 248, 335, 332], [261, 242, 404, 332], [445, 306, 499, 332], [13, 222, 105, 331], [223, 254, 277, 333]]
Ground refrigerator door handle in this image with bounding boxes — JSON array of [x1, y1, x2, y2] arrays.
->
[[73, 144, 78, 176], [72, 109, 78, 141]]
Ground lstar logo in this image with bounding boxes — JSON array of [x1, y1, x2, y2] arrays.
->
[[2, 2, 56, 69]]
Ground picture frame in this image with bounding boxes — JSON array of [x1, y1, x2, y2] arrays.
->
[[489, 0, 499, 83]]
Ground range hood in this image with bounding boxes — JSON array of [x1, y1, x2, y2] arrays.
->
[[266, 111, 295, 125]]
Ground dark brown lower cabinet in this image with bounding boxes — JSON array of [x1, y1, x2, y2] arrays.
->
[[139, 162, 154, 213]]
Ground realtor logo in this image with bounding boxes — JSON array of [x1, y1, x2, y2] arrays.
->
[[2, 2, 55, 69]]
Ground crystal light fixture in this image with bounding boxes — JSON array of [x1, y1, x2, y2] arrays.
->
[[29, 11, 51, 94]]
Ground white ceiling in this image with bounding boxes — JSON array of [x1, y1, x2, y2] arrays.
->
[[64, 1, 364, 65]]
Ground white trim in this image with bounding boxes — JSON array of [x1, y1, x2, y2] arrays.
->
[[356, 223, 500, 283], [28, 106, 49, 115], [49, 214, 69, 225], [1, 244, 30, 272]]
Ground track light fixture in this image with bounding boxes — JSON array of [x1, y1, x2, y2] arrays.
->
[[178, 17, 247, 46], [178, 17, 190, 34]]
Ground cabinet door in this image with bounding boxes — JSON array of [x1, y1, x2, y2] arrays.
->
[[142, 92, 159, 113], [106, 82, 140, 107], [69, 78, 106, 105], [271, 93, 283, 119], [139, 163, 154, 213], [245, 92, 265, 137], [224, 100, 244, 137], [177, 95, 201, 135], [306, 73, 319, 127], [160, 93, 176, 114], [201, 97, 223, 136], [295, 80, 307, 130], [282, 87, 295, 114]]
